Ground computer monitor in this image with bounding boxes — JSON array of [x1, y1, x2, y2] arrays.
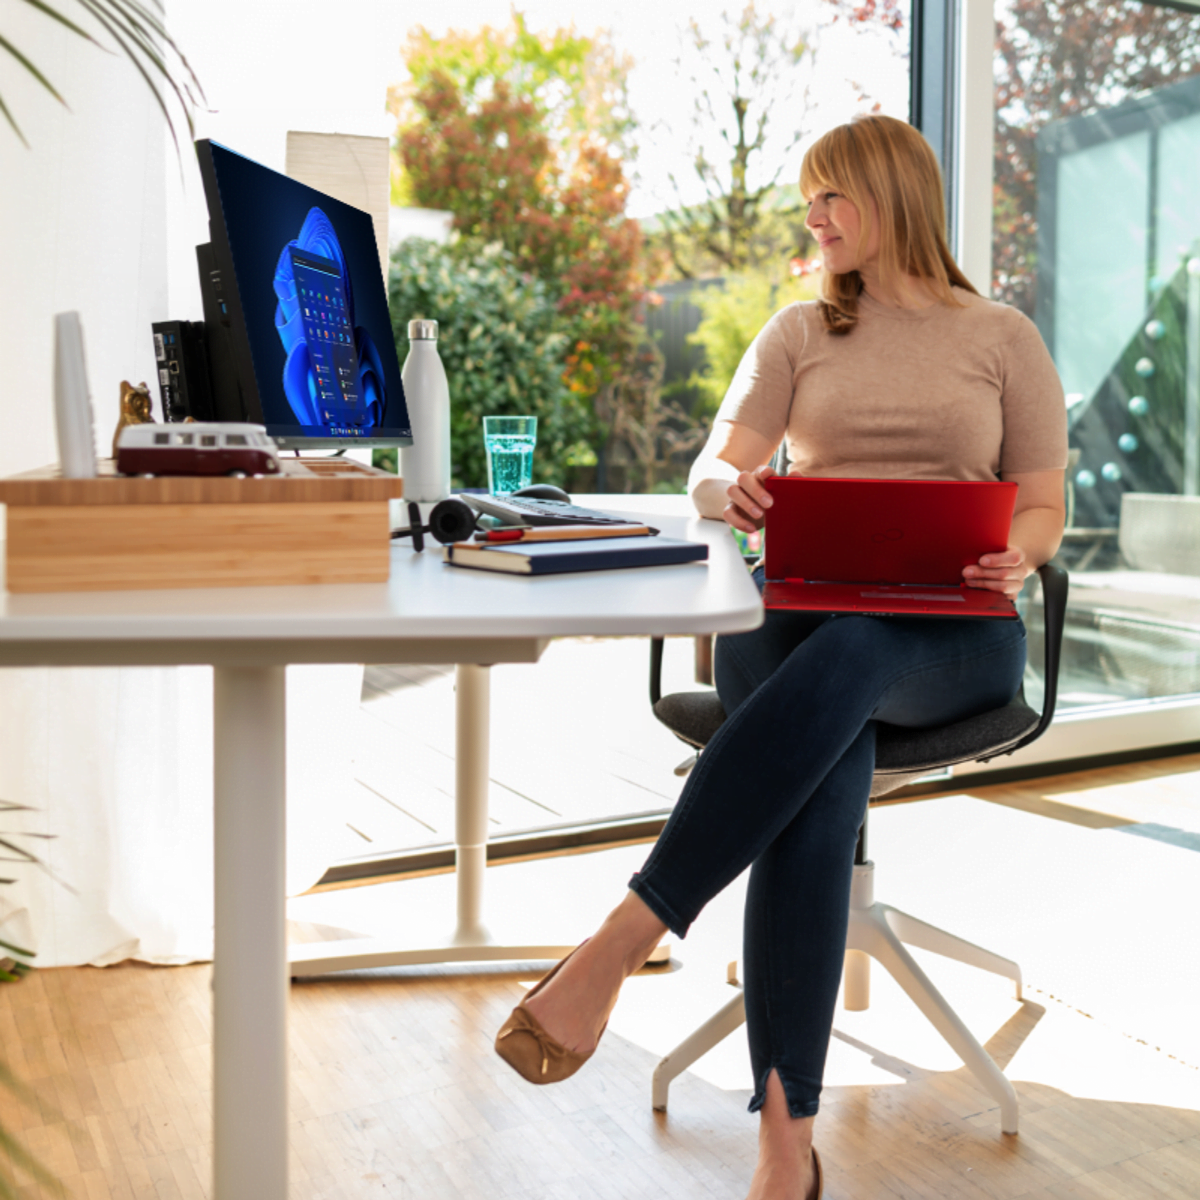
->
[[195, 139, 412, 450]]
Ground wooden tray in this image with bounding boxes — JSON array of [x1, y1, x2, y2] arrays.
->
[[0, 459, 404, 593]]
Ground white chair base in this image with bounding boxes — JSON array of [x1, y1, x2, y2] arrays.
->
[[651, 860, 1022, 1134]]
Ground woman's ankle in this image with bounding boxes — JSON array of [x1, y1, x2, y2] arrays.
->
[[757, 1071, 815, 1154], [603, 890, 669, 975]]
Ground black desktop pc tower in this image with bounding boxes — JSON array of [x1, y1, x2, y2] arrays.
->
[[151, 319, 214, 422], [151, 245, 251, 424]]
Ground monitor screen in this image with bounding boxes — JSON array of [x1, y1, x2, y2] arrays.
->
[[195, 140, 411, 449]]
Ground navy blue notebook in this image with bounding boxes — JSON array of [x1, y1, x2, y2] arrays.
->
[[443, 535, 708, 575]]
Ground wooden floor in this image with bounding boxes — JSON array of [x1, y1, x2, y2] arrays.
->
[[3, 754, 1200, 1198]]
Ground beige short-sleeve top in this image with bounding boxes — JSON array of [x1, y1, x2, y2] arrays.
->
[[715, 288, 1068, 480]]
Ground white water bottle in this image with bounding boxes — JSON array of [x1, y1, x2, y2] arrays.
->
[[399, 319, 451, 502]]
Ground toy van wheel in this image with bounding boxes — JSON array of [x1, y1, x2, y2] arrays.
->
[[227, 470, 248, 479]]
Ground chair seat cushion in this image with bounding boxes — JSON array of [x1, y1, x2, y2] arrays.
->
[[652, 691, 1040, 773], [653, 692, 726, 749], [874, 698, 1039, 774]]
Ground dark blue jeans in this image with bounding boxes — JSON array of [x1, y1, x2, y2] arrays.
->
[[629, 575, 1026, 1118]]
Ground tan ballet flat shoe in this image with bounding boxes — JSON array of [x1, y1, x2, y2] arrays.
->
[[494, 947, 605, 1084]]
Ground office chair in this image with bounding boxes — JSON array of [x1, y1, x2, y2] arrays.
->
[[646, 562, 1068, 1134]]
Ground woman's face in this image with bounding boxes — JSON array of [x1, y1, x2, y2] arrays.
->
[[805, 188, 880, 275]]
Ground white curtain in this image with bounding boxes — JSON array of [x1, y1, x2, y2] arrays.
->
[[0, 665, 361, 968]]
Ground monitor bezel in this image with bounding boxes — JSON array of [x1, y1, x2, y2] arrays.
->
[[194, 139, 412, 451]]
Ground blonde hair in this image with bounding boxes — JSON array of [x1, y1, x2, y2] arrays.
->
[[799, 114, 977, 335]]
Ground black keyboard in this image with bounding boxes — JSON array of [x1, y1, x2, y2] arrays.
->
[[465, 493, 650, 528]]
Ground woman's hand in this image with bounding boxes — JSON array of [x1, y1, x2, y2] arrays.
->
[[724, 465, 777, 532], [962, 546, 1031, 600]]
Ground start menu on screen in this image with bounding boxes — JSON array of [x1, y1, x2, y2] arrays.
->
[[289, 246, 365, 433]]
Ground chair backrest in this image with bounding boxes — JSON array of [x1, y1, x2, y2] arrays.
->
[[651, 562, 1070, 790]]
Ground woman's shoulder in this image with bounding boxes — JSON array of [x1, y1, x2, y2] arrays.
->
[[746, 300, 820, 357], [764, 299, 824, 343], [767, 299, 821, 331], [949, 288, 1041, 344]]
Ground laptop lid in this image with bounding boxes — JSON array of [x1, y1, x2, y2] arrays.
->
[[763, 477, 1017, 585]]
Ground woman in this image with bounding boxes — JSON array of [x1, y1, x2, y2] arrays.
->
[[494, 114, 1067, 1200]]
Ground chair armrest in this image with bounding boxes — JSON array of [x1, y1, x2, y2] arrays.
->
[[1009, 561, 1069, 754], [650, 637, 665, 707]]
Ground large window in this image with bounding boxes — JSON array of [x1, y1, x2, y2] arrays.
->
[[970, 0, 1200, 767]]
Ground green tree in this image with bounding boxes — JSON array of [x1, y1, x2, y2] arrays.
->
[[390, 12, 664, 490], [393, 11, 634, 186], [994, 0, 1200, 315], [651, 1, 905, 282], [687, 260, 821, 416]]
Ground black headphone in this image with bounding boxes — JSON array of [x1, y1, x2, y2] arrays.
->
[[391, 499, 479, 551]]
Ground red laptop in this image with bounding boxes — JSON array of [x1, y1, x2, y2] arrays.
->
[[761, 477, 1019, 619]]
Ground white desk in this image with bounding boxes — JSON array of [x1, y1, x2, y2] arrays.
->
[[0, 496, 761, 1200]]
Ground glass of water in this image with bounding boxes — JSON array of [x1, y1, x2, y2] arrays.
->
[[483, 415, 537, 495]]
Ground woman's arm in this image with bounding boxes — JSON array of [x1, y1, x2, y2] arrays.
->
[[688, 420, 781, 532], [963, 468, 1065, 600]]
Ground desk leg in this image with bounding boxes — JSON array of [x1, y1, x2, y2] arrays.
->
[[289, 660, 576, 974], [452, 662, 491, 945], [213, 666, 288, 1200]]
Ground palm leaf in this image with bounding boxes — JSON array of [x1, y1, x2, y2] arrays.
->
[[87, 0, 199, 141], [0, 33, 66, 103], [0, 93, 22, 144], [17, 0, 99, 43], [3, 0, 203, 149], [0, 1060, 63, 1196], [0, 807, 59, 1199], [76, 0, 182, 151]]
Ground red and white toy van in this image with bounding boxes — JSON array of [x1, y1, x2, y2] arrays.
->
[[116, 423, 282, 477]]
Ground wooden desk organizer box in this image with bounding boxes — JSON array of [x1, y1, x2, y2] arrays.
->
[[0, 459, 404, 592]]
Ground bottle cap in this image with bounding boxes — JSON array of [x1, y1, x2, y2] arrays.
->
[[408, 319, 439, 340]]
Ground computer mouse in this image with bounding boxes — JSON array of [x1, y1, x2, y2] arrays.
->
[[512, 483, 571, 503]]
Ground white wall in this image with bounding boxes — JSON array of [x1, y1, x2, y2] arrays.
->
[[0, 3, 167, 483], [0, 0, 403, 966]]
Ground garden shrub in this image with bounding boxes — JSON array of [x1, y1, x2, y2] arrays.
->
[[387, 238, 595, 489]]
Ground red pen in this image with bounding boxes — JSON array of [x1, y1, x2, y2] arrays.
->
[[472, 523, 654, 544]]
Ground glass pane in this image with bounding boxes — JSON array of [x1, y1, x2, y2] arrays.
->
[[995, 0, 1200, 713]]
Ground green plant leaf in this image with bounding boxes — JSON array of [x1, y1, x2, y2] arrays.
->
[[5, 0, 203, 150], [0, 33, 67, 104], [0, 838, 38, 864], [0, 1121, 63, 1197], [0, 1058, 64, 1196], [0, 93, 24, 145], [19, 0, 101, 45], [104, 0, 202, 134], [76, 0, 181, 152], [0, 938, 35, 959]]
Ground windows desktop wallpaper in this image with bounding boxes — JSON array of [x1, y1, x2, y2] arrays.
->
[[205, 142, 409, 442]]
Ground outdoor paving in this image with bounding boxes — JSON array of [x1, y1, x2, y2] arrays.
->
[[323, 636, 702, 866]]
